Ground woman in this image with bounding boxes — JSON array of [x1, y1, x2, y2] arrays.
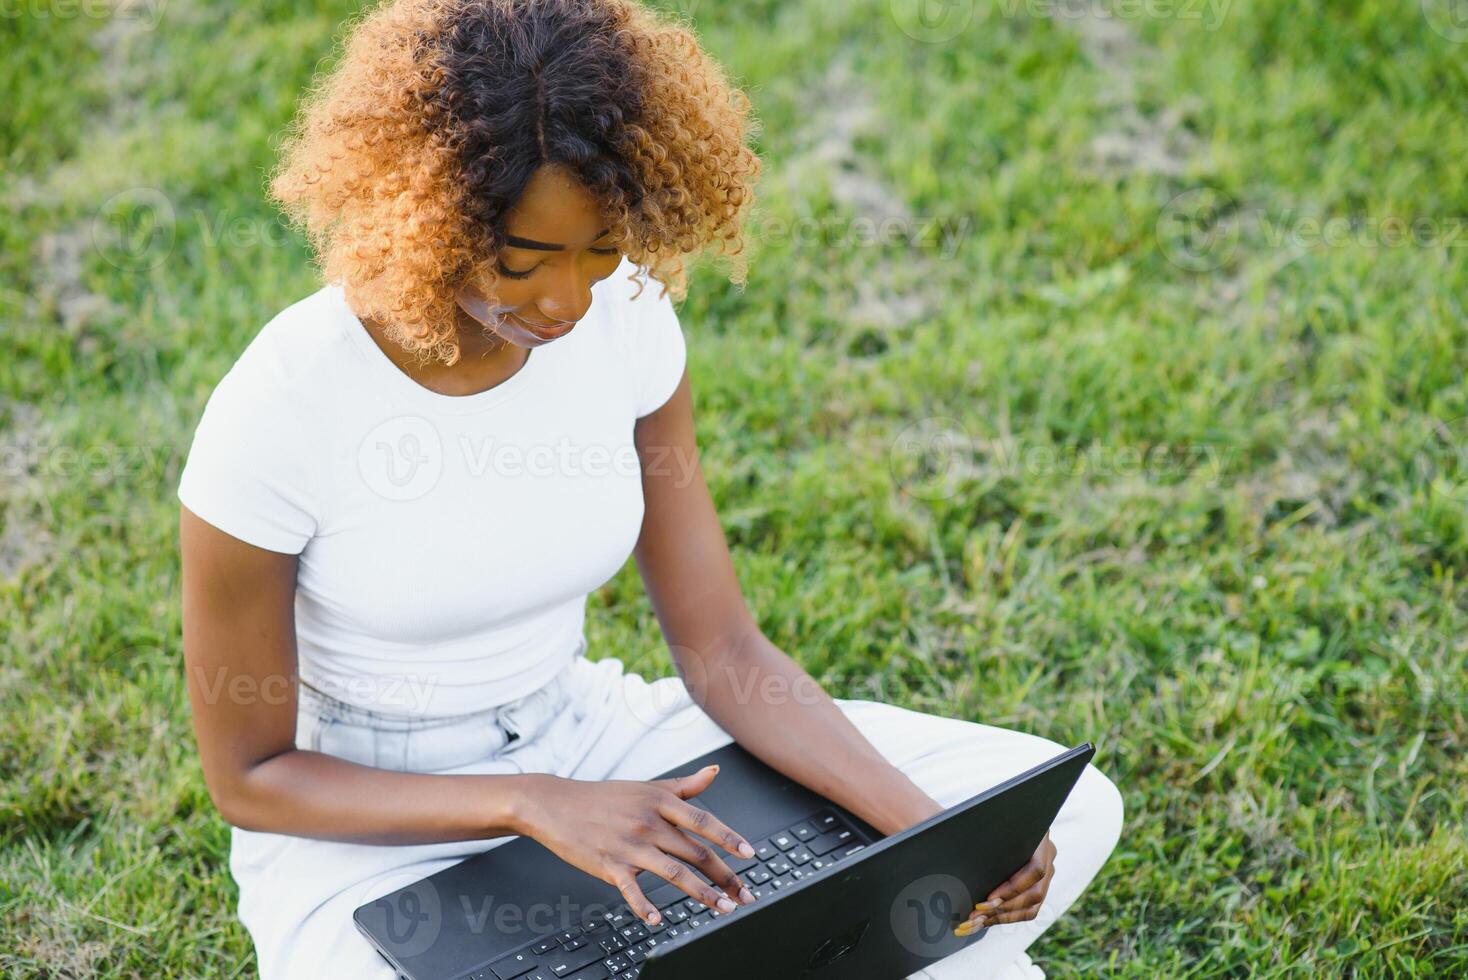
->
[[177, 1, 1123, 977]]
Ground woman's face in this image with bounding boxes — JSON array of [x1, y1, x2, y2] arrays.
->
[[457, 163, 623, 348]]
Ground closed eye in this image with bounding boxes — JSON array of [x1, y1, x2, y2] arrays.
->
[[497, 247, 620, 280]]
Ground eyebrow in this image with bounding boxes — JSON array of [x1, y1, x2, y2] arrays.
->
[[503, 228, 611, 251]]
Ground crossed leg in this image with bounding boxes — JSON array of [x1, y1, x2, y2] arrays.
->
[[239, 661, 1122, 980], [581, 673, 1125, 980]]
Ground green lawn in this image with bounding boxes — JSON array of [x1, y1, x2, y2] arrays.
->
[[3, 0, 1466, 975]]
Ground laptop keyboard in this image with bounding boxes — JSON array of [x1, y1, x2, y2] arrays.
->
[[463, 806, 871, 980]]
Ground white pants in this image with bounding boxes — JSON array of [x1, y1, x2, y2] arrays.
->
[[232, 651, 1123, 979]]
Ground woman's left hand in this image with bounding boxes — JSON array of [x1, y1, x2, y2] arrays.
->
[[955, 833, 1057, 936]]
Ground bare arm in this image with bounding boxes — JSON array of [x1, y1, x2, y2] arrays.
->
[[632, 369, 945, 838], [179, 506, 533, 845], [180, 505, 756, 918]]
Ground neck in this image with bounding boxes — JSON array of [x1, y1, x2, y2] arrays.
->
[[357, 307, 530, 397]]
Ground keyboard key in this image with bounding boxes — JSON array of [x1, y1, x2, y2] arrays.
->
[[766, 857, 792, 875], [490, 951, 537, 979], [725, 852, 759, 874], [754, 840, 778, 861], [546, 941, 604, 976], [770, 832, 796, 851], [642, 883, 682, 910], [563, 967, 609, 980], [788, 821, 816, 841], [807, 828, 853, 856], [810, 809, 844, 832], [788, 846, 814, 865]]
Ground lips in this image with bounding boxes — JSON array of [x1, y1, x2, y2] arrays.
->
[[512, 313, 576, 340]]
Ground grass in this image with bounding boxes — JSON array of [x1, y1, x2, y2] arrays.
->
[[2, 0, 1466, 975]]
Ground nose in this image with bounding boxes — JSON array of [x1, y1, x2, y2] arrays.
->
[[537, 262, 594, 324]]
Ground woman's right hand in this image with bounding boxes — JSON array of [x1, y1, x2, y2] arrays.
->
[[511, 763, 759, 925]]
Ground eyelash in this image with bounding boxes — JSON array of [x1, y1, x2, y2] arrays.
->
[[497, 247, 621, 280]]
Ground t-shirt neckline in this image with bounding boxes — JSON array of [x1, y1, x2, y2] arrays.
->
[[332, 285, 547, 414]]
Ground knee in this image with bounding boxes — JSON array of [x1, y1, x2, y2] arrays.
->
[[1071, 763, 1125, 857]]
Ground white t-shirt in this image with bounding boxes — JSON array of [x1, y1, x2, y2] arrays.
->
[[177, 257, 686, 717]]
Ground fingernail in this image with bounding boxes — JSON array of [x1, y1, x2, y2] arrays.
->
[[705, 764, 719, 773], [647, 910, 660, 925], [739, 886, 755, 904], [738, 841, 755, 858], [716, 897, 737, 913]]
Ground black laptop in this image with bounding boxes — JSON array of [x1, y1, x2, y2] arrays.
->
[[355, 740, 1095, 980]]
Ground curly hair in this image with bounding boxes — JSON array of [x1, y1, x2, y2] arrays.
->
[[271, 0, 762, 365]]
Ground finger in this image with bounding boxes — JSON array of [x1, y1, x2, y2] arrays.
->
[[996, 873, 1051, 915], [658, 796, 757, 860], [634, 845, 740, 914], [654, 763, 721, 800], [610, 868, 661, 926], [655, 827, 756, 906], [989, 905, 1042, 925], [985, 860, 1045, 905], [954, 913, 987, 937]]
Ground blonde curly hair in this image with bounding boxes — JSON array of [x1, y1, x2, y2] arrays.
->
[[271, 0, 762, 365]]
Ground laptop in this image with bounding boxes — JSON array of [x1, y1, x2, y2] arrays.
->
[[355, 740, 1096, 980]]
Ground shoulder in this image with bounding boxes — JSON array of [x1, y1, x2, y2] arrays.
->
[[591, 259, 686, 419], [593, 258, 678, 334], [177, 287, 350, 552], [224, 285, 358, 399], [186, 285, 361, 465]]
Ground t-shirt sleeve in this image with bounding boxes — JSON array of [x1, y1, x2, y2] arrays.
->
[[622, 271, 688, 419], [176, 352, 321, 555]]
